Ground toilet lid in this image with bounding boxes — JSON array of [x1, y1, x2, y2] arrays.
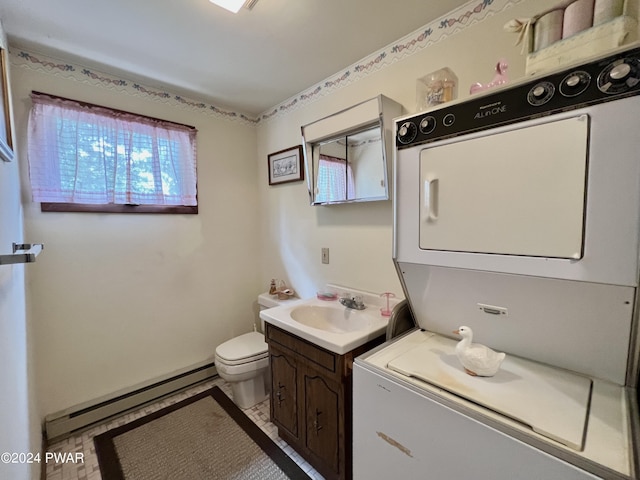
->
[[216, 331, 268, 363]]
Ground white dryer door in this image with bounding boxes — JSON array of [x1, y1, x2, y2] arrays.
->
[[419, 115, 588, 258]]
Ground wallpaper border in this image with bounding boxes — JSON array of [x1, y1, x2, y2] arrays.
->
[[260, 0, 524, 123]]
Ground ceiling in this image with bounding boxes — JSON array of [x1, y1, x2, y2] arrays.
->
[[0, 0, 469, 116]]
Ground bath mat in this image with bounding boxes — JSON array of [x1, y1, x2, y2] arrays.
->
[[94, 386, 310, 480]]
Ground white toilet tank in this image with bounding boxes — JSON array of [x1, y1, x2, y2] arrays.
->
[[257, 292, 291, 332], [258, 292, 290, 309]]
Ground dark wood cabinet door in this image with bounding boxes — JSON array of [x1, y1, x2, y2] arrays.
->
[[304, 372, 340, 474], [270, 348, 298, 439]]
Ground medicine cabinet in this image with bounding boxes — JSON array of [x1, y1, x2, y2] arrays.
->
[[302, 95, 402, 206]]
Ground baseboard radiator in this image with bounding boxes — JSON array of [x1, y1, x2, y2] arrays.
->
[[44, 360, 217, 441]]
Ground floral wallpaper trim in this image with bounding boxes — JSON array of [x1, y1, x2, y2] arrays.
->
[[12, 50, 259, 126], [11, 0, 522, 126], [259, 0, 525, 123]]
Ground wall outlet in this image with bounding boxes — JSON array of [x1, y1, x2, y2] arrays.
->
[[321, 248, 329, 264]]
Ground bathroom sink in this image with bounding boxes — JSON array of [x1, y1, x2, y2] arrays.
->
[[290, 305, 374, 333], [259, 284, 402, 354]]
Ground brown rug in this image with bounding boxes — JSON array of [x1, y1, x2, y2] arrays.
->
[[94, 386, 311, 480]]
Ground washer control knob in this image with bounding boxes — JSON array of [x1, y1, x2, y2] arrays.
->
[[527, 81, 555, 105], [443, 113, 455, 127], [533, 86, 546, 97], [559, 71, 590, 97], [419, 116, 437, 134], [566, 75, 581, 87], [598, 57, 640, 94], [611, 62, 632, 80], [397, 121, 417, 144]]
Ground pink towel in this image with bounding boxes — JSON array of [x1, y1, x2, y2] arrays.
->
[[562, 0, 595, 38], [534, 9, 565, 51]]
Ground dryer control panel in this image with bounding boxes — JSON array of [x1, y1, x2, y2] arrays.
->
[[396, 46, 640, 148]]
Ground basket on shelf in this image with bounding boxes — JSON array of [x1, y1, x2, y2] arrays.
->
[[504, 0, 639, 76]]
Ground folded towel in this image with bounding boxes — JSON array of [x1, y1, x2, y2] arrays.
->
[[593, 0, 624, 25], [563, 0, 595, 38], [534, 9, 565, 51]]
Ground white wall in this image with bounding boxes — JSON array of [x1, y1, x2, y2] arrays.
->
[[11, 54, 262, 417], [0, 21, 40, 480], [255, 0, 559, 299]]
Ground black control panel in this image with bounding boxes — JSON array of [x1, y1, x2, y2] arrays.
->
[[396, 46, 640, 149]]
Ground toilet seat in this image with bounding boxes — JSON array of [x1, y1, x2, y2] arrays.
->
[[215, 331, 268, 366]]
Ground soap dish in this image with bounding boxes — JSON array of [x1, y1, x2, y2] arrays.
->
[[317, 291, 338, 301]]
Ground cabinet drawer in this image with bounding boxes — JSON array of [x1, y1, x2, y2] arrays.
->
[[266, 324, 337, 374]]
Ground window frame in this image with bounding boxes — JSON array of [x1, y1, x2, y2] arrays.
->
[[29, 91, 198, 214], [39, 202, 197, 214]]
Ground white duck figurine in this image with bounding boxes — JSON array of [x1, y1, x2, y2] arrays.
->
[[453, 326, 506, 377]]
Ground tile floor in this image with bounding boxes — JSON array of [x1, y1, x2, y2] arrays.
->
[[45, 377, 324, 480]]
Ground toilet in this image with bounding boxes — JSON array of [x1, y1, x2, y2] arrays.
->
[[214, 293, 287, 409]]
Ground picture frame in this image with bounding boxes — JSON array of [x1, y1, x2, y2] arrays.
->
[[0, 47, 14, 162], [268, 145, 304, 185]]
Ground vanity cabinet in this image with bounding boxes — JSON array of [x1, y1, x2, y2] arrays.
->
[[266, 323, 382, 480]]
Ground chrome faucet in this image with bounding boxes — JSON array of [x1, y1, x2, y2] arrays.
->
[[339, 294, 366, 310]]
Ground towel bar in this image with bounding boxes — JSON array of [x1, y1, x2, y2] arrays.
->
[[0, 243, 44, 265]]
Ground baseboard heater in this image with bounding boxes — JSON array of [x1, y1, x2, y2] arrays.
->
[[44, 360, 217, 441]]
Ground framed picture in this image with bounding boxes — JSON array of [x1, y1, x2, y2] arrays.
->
[[268, 145, 304, 185], [0, 47, 14, 162]]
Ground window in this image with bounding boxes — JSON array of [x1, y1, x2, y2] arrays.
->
[[27, 92, 198, 213], [315, 155, 355, 203]]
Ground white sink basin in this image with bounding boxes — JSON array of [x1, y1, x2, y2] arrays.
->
[[290, 305, 373, 333], [260, 285, 402, 354]]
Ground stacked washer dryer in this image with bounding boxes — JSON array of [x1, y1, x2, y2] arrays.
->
[[354, 44, 640, 479]]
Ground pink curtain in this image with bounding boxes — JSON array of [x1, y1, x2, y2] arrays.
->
[[27, 92, 197, 206]]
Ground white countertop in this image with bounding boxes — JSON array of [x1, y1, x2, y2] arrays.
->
[[260, 285, 401, 355], [260, 297, 388, 354]]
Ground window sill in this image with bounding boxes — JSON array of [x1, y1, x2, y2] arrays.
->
[[40, 203, 198, 214]]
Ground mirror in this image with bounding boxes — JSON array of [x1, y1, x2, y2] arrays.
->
[[312, 124, 385, 203], [302, 95, 402, 206]]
